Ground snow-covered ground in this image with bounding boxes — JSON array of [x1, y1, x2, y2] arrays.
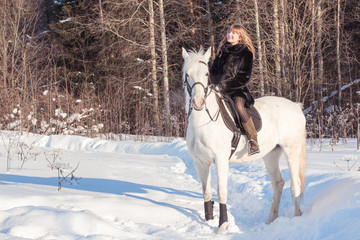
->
[[0, 131, 359, 240]]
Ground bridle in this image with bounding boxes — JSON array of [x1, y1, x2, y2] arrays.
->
[[183, 61, 220, 121]]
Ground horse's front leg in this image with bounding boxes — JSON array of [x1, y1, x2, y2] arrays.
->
[[193, 159, 213, 221], [216, 157, 229, 233]]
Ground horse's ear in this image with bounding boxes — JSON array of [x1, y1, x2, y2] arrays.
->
[[182, 47, 189, 59], [204, 47, 212, 61]]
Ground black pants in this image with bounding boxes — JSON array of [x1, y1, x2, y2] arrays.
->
[[234, 96, 250, 123]]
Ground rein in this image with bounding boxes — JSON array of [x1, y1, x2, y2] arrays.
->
[[183, 61, 220, 122]]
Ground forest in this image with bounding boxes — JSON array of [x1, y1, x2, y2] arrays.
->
[[0, 0, 359, 141]]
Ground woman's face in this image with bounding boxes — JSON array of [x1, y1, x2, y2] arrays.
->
[[227, 30, 240, 45]]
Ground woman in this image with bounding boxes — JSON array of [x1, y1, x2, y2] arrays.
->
[[210, 24, 259, 155]]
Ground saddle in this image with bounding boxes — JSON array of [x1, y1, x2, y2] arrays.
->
[[215, 94, 262, 159]]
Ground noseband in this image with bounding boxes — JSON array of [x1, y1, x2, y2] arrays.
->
[[183, 60, 211, 104], [183, 61, 220, 121], [184, 77, 209, 99]]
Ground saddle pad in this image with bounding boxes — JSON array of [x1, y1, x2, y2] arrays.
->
[[216, 94, 262, 159], [246, 105, 262, 132], [217, 94, 262, 134]]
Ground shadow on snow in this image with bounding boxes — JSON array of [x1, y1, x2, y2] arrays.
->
[[0, 174, 205, 224]]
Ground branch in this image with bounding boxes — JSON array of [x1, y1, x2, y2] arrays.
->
[[304, 78, 360, 115], [58, 162, 80, 191]]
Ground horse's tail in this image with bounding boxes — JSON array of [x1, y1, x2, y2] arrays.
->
[[299, 126, 307, 196], [299, 144, 306, 195]]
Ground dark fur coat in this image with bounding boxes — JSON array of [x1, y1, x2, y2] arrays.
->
[[210, 42, 254, 107]]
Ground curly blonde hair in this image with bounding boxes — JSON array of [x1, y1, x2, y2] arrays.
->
[[217, 24, 255, 56]]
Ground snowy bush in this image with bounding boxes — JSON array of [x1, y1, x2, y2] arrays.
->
[[0, 90, 104, 136], [307, 103, 359, 143]]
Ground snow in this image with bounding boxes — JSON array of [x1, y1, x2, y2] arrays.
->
[[59, 17, 72, 24], [0, 131, 359, 239]]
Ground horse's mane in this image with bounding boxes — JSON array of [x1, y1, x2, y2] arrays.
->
[[182, 48, 209, 74]]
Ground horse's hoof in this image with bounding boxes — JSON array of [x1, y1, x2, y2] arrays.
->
[[294, 209, 302, 217], [266, 215, 277, 224], [216, 221, 228, 234]]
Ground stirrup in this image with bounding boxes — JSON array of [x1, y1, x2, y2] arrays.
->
[[247, 139, 260, 155]]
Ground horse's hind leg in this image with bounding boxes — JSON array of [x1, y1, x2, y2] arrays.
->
[[263, 145, 285, 224], [282, 142, 306, 217], [193, 158, 213, 220]]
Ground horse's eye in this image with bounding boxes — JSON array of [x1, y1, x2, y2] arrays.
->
[[206, 73, 209, 76]]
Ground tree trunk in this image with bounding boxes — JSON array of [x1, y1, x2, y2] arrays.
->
[[205, 0, 215, 58], [99, 0, 103, 24], [254, 0, 265, 96], [310, 0, 316, 104], [189, 0, 195, 35], [148, 0, 160, 129], [336, 0, 342, 109], [262, 40, 270, 95], [280, 0, 288, 94], [235, 0, 242, 22], [317, 0, 324, 140], [273, 0, 281, 96], [159, 0, 171, 123], [357, 123, 360, 150]]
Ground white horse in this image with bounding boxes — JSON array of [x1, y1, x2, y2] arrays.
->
[[182, 47, 306, 233]]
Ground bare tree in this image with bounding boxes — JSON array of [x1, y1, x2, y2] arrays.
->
[[254, 0, 265, 96], [310, 0, 316, 104], [336, 0, 342, 109], [149, 0, 160, 130], [316, 0, 324, 139], [189, 0, 196, 35], [0, 0, 50, 125], [205, 0, 215, 58], [279, 0, 289, 94], [159, 0, 171, 124], [273, 0, 282, 96]]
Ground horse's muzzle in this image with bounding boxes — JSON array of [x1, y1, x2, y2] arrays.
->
[[191, 98, 205, 111]]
